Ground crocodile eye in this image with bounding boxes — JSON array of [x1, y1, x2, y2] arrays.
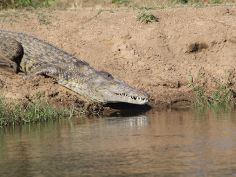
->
[[99, 71, 114, 80]]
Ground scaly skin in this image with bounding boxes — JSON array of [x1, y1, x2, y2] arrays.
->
[[0, 29, 149, 105]]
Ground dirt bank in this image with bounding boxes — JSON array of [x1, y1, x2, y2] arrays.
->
[[0, 6, 235, 112]]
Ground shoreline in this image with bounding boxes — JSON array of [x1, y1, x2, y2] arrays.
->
[[0, 6, 235, 117]]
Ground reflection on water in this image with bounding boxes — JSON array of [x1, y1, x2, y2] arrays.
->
[[1, 111, 236, 177]]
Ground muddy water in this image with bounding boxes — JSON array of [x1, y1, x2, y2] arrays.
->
[[1, 111, 236, 177]]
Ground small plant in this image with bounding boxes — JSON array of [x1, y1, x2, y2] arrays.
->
[[41, 0, 54, 7], [0, 0, 54, 9], [169, 0, 213, 6], [169, 0, 189, 4], [191, 85, 209, 108], [139, 7, 155, 11], [137, 10, 158, 23], [209, 0, 222, 4], [111, 0, 129, 5], [16, 0, 33, 7], [189, 78, 234, 111], [209, 85, 233, 109], [173, 0, 189, 4]]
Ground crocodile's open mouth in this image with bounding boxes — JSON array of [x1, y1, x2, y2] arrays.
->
[[114, 92, 149, 103]]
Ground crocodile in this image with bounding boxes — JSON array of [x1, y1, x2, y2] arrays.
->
[[0, 29, 149, 105]]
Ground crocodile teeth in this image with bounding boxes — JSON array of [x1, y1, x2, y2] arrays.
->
[[115, 92, 147, 102]]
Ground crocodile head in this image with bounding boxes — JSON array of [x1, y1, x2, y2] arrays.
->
[[62, 70, 149, 105], [91, 71, 149, 104]]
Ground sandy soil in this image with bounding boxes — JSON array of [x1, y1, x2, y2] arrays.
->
[[0, 6, 235, 112]]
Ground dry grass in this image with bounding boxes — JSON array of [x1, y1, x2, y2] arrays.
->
[[60, 0, 236, 8], [1, 0, 235, 9]]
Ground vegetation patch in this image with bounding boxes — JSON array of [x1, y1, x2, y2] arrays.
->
[[169, 0, 223, 5], [111, 0, 129, 5], [0, 97, 75, 127], [189, 80, 234, 112], [0, 0, 54, 9], [171, 0, 188, 4], [137, 10, 158, 23], [209, 0, 223, 4]]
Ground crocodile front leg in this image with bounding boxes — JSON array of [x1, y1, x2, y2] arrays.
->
[[0, 53, 18, 72], [0, 37, 23, 73]]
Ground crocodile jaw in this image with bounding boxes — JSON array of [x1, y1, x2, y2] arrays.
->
[[91, 78, 149, 105], [100, 85, 149, 105], [103, 93, 149, 105]]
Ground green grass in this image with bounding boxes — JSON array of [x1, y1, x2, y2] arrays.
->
[[209, 0, 223, 4], [0, 0, 54, 9], [0, 97, 75, 127], [189, 79, 234, 112], [111, 0, 129, 5], [137, 10, 158, 23], [171, 0, 188, 4], [18, 0, 54, 7]]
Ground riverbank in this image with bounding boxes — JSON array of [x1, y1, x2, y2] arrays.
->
[[0, 6, 235, 113]]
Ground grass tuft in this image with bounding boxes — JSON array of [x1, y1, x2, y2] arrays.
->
[[137, 10, 158, 23], [0, 0, 54, 9], [169, 0, 223, 5], [189, 79, 234, 112], [17, 0, 54, 7], [171, 0, 189, 4], [209, 0, 223, 4], [0, 97, 75, 127], [111, 0, 129, 5]]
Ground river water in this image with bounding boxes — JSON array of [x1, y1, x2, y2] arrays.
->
[[1, 110, 236, 177]]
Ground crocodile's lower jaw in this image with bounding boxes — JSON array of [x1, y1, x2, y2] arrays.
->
[[108, 96, 148, 105]]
